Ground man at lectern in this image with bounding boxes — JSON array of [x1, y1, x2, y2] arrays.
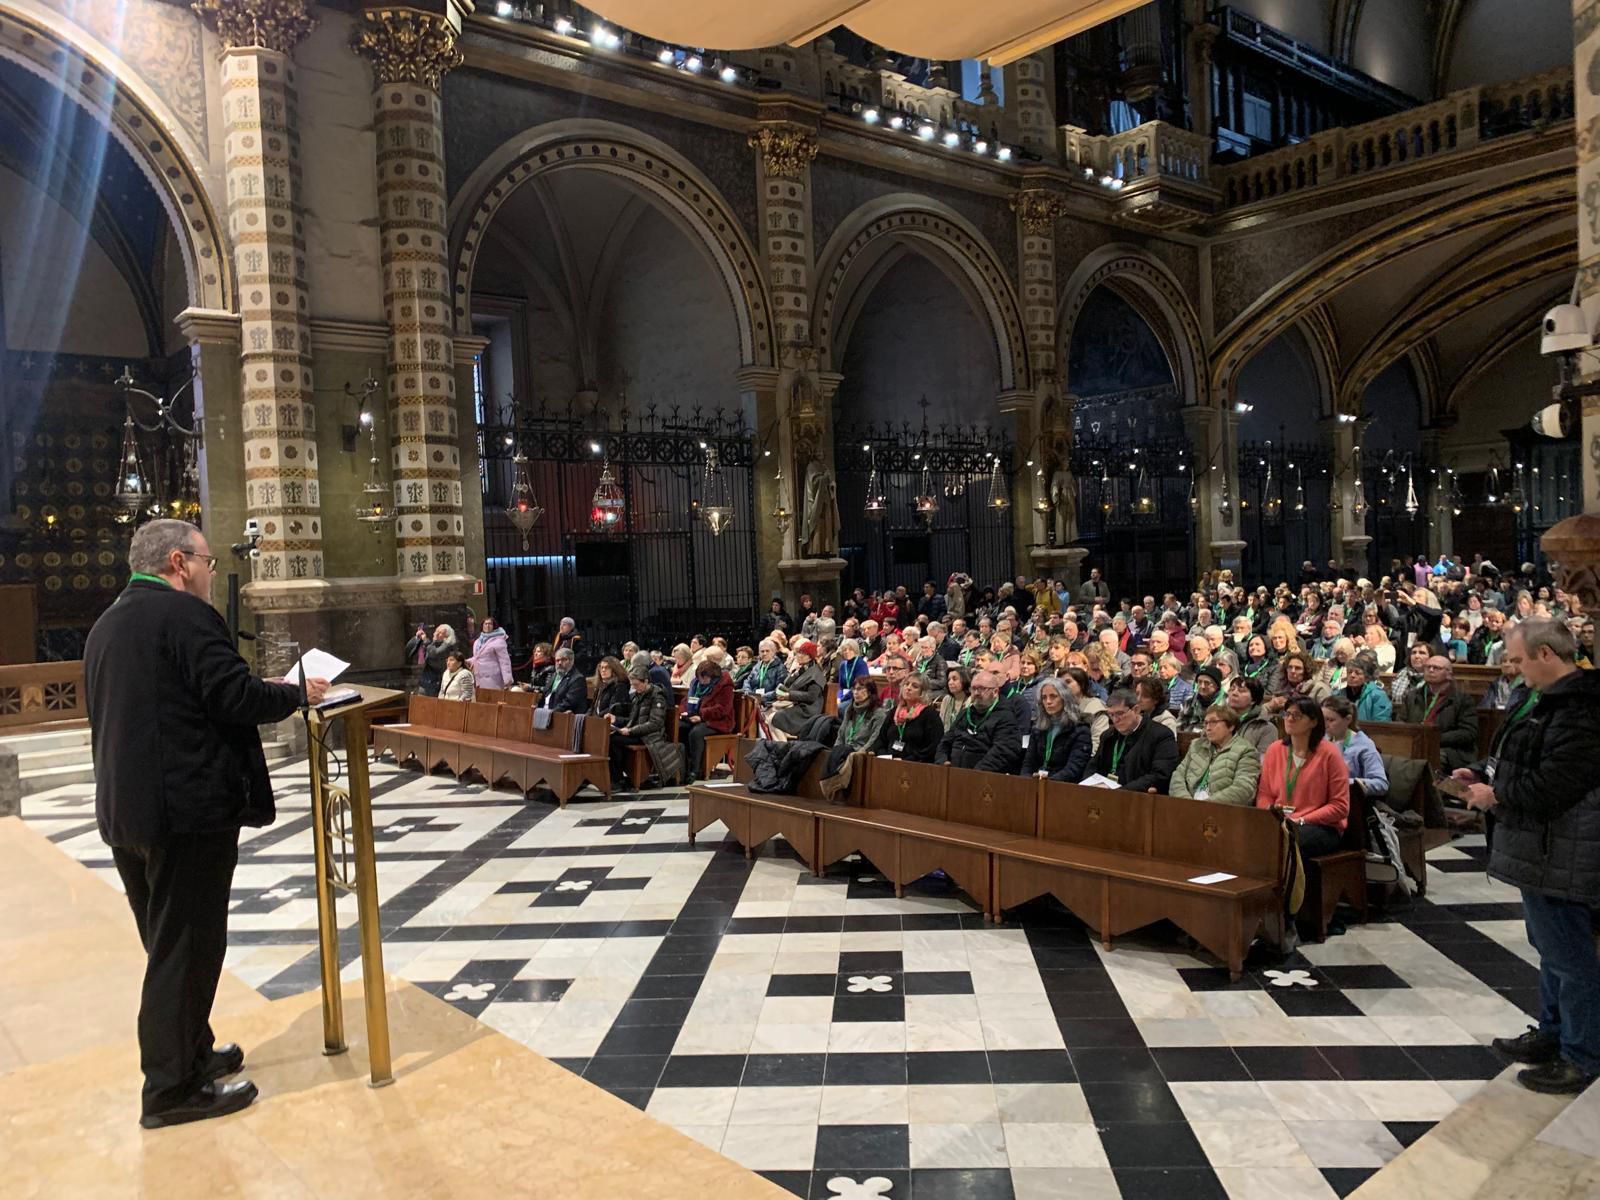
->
[[84, 520, 329, 1129]]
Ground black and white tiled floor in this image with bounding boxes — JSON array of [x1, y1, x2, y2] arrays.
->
[[26, 759, 1547, 1200]]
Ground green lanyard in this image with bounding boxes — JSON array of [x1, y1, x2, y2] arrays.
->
[[964, 699, 997, 732], [1194, 760, 1212, 793], [961, 650, 974, 667], [1422, 691, 1445, 723], [129, 572, 171, 587], [1043, 726, 1059, 765], [846, 714, 864, 742], [1109, 737, 1127, 777], [1506, 690, 1540, 727], [1284, 752, 1305, 804]]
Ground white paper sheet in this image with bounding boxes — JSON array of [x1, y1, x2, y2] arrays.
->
[[698, 780, 740, 788], [1188, 871, 1237, 885], [1077, 773, 1119, 789], [558, 753, 587, 759], [284, 648, 350, 684]]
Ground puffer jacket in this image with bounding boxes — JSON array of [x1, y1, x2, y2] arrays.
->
[[470, 627, 513, 690], [746, 738, 826, 794], [1486, 669, 1600, 905], [1168, 734, 1261, 806]]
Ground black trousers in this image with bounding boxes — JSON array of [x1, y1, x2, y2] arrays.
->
[[111, 830, 240, 1113], [610, 732, 645, 780], [680, 721, 713, 782]]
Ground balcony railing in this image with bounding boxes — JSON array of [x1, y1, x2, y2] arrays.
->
[[1062, 121, 1215, 190]]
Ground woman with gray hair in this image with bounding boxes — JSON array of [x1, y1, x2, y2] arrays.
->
[[1020, 677, 1092, 782], [404, 623, 457, 697]]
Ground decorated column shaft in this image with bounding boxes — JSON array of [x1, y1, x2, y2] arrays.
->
[[1576, 3, 1600, 510], [1182, 403, 1242, 576], [1323, 415, 1373, 568], [197, 0, 322, 584], [353, 4, 468, 582]]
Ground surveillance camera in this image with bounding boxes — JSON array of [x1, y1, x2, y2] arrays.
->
[[1532, 398, 1575, 438], [1541, 304, 1592, 356], [243, 518, 260, 537]]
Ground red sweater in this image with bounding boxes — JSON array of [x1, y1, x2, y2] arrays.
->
[[681, 673, 735, 732], [1255, 738, 1349, 832]]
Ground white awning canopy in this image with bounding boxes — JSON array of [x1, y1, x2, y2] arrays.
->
[[575, 1, 1152, 66]]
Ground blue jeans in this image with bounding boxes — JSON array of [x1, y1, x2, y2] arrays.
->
[[1522, 889, 1600, 1074]]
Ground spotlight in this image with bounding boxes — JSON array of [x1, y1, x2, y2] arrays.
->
[[502, 432, 514, 447], [973, 139, 988, 153], [997, 146, 1012, 162], [494, 0, 512, 15], [1337, 412, 1357, 424], [1083, 166, 1096, 179], [763, 449, 771, 457], [1233, 402, 1254, 414], [917, 124, 936, 141], [1109, 178, 1124, 191], [1099, 173, 1115, 187], [942, 130, 960, 147], [888, 114, 905, 130], [719, 65, 738, 83], [588, 440, 602, 455], [553, 15, 572, 33], [657, 47, 675, 63], [862, 106, 880, 124], [684, 54, 702, 72], [359, 410, 374, 429]]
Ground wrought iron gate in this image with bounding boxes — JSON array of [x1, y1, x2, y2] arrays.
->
[[479, 403, 760, 665], [834, 420, 1015, 595], [1067, 433, 1195, 600], [1238, 438, 1333, 585]]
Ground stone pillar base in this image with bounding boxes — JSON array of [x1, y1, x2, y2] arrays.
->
[[1210, 540, 1248, 577], [1340, 535, 1374, 579], [778, 557, 847, 611], [1030, 546, 1088, 588]]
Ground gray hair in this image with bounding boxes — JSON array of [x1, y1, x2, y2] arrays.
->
[[1033, 677, 1080, 731], [1105, 688, 1139, 712], [127, 519, 199, 575], [630, 651, 653, 673], [554, 646, 575, 663], [840, 638, 861, 655], [1508, 617, 1577, 663]]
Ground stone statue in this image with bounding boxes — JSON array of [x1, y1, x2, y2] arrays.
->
[[1050, 466, 1078, 544], [800, 458, 840, 558]]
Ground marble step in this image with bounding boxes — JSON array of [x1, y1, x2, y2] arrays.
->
[[17, 745, 94, 772], [0, 725, 91, 755], [18, 762, 97, 796]]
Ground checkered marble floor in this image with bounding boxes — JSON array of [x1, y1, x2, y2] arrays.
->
[[25, 759, 1545, 1200]]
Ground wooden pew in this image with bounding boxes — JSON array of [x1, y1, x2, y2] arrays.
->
[[1359, 720, 1442, 771]]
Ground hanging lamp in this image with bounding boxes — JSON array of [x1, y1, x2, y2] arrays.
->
[[503, 449, 544, 548], [914, 461, 939, 524], [701, 445, 734, 536], [770, 467, 792, 534], [864, 445, 888, 519], [590, 458, 625, 530], [113, 410, 153, 525]]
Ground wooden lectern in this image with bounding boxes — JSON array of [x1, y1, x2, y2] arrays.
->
[[304, 684, 404, 1087]]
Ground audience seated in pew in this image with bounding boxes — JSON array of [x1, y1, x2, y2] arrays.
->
[[1224, 675, 1280, 757], [1168, 704, 1260, 804], [934, 669, 1023, 773], [1256, 696, 1349, 858], [1021, 676, 1092, 782], [679, 656, 735, 784], [537, 646, 587, 713], [874, 674, 943, 762], [1396, 654, 1479, 771], [1321, 695, 1389, 801], [610, 664, 684, 787], [1089, 688, 1179, 793]]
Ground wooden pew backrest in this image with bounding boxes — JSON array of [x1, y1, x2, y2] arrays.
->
[[1149, 794, 1281, 878], [1040, 783, 1151, 855], [419, 696, 465, 732], [496, 704, 532, 743], [581, 714, 610, 756], [944, 769, 1038, 835], [1361, 720, 1441, 766], [465, 702, 500, 738], [529, 710, 573, 752], [865, 757, 947, 821]]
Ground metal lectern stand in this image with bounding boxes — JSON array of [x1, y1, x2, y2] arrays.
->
[[304, 684, 404, 1087]]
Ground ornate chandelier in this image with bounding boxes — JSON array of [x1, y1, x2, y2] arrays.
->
[[700, 445, 734, 536], [590, 458, 625, 531], [504, 449, 544, 548], [986, 454, 1009, 511], [113, 410, 154, 526], [915, 462, 939, 525]]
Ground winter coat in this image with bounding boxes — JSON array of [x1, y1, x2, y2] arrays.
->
[[743, 658, 785, 702], [1088, 716, 1178, 793], [746, 739, 826, 794], [1078, 695, 1110, 755], [1399, 684, 1479, 770], [1343, 681, 1392, 724], [1486, 669, 1600, 905], [591, 678, 632, 723], [85, 578, 303, 846], [1168, 734, 1261, 806], [438, 667, 476, 702], [407, 632, 456, 696], [469, 628, 513, 690], [1021, 720, 1092, 783], [682, 672, 736, 733], [623, 684, 684, 785], [936, 697, 1024, 774], [1232, 705, 1279, 758], [836, 703, 890, 754], [771, 663, 825, 735], [538, 668, 588, 714], [875, 703, 944, 763]]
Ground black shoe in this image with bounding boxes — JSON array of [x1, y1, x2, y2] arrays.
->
[[200, 1043, 245, 1083], [140, 1079, 259, 1129], [1516, 1060, 1599, 1095], [1492, 1025, 1562, 1064]]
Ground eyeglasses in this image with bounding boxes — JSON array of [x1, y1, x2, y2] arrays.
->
[[181, 550, 218, 570]]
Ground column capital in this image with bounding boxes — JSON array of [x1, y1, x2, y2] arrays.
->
[[351, 4, 467, 90], [748, 124, 819, 179], [175, 306, 242, 346], [192, 0, 316, 54], [1009, 188, 1069, 236], [453, 333, 490, 366], [735, 366, 783, 395]]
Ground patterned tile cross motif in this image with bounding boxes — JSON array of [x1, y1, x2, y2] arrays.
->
[[897, 776, 911, 795], [443, 982, 496, 1002], [826, 1178, 896, 1199], [1263, 969, 1319, 988], [846, 975, 893, 993], [978, 787, 994, 808], [554, 880, 592, 892]]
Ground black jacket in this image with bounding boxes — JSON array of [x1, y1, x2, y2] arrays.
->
[[85, 580, 303, 846], [874, 703, 944, 763], [591, 678, 631, 722], [1089, 716, 1179, 793], [406, 632, 456, 696], [1484, 669, 1600, 906], [540, 669, 587, 713], [1022, 720, 1092, 783], [746, 739, 826, 794], [1398, 683, 1479, 770], [936, 697, 1024, 773]]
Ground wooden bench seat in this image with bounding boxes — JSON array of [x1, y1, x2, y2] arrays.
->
[[372, 696, 609, 805]]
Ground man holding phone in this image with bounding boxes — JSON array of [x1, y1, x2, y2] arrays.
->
[[1451, 618, 1600, 1095]]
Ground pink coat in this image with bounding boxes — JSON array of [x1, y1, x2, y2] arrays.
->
[[470, 629, 513, 690]]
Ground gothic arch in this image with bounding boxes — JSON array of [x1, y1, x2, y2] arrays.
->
[[0, 0, 232, 312], [811, 194, 1029, 393], [1210, 166, 1573, 412], [1297, 305, 1342, 420], [448, 119, 775, 368], [1057, 244, 1208, 407]]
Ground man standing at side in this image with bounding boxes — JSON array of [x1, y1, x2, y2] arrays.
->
[[1455, 619, 1600, 1094], [85, 520, 329, 1127]]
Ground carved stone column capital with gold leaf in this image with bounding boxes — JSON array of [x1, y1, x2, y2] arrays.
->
[[1009, 188, 1068, 236], [350, 6, 465, 91], [192, 0, 316, 54], [747, 124, 819, 180]]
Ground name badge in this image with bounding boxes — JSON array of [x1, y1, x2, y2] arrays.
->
[[1194, 788, 1210, 801], [686, 696, 700, 712], [1106, 773, 1119, 783], [891, 740, 905, 753], [1020, 734, 1031, 749]]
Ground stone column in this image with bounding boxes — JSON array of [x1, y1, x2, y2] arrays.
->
[[1182, 405, 1243, 575], [1576, 3, 1600, 510], [1004, 53, 1057, 160], [352, 2, 471, 595], [1186, 7, 1219, 139], [748, 102, 845, 607], [1009, 185, 1079, 583], [1323, 415, 1373, 570], [175, 307, 245, 616], [196, 0, 322, 593]]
